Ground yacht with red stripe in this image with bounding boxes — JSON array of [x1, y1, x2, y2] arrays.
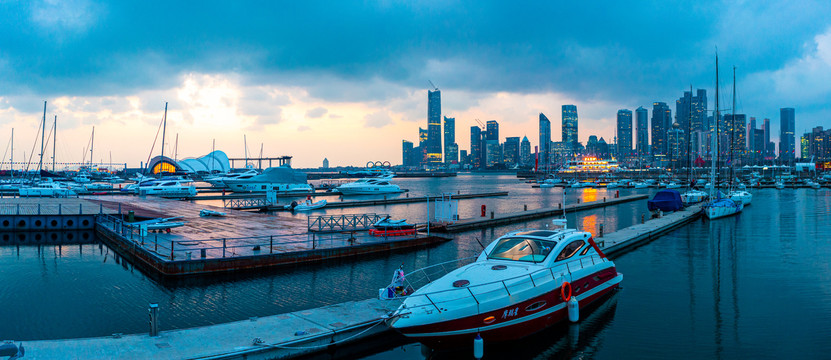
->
[[386, 219, 622, 349]]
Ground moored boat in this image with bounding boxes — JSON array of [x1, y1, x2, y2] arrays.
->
[[387, 220, 622, 349], [370, 216, 416, 236]]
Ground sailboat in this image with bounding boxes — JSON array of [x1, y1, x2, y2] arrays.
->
[[704, 55, 744, 220], [680, 86, 709, 204], [725, 67, 752, 206]]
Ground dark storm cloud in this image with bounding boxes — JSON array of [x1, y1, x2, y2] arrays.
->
[[2, 0, 831, 127]]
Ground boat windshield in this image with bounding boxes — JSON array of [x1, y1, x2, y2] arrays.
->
[[487, 237, 557, 263]]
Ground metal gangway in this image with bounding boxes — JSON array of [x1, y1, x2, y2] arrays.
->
[[223, 197, 268, 210], [308, 213, 388, 233]]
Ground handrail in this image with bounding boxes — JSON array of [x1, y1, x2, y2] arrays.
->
[[395, 254, 607, 313]]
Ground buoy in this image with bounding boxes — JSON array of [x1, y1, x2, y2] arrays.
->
[[561, 281, 572, 301], [567, 296, 579, 322], [473, 333, 484, 359]]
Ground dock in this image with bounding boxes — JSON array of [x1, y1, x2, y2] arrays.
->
[[226, 191, 509, 211], [599, 204, 703, 256], [439, 194, 648, 232], [24, 298, 395, 360], [88, 196, 450, 276]]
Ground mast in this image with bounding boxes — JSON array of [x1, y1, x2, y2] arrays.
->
[[52, 115, 56, 171], [730, 66, 736, 188], [688, 85, 693, 185], [160, 102, 168, 176], [10, 128, 13, 179], [244, 134, 248, 168], [173, 133, 179, 162], [710, 53, 719, 198], [38, 101, 46, 174], [211, 139, 216, 172], [90, 127, 95, 168]]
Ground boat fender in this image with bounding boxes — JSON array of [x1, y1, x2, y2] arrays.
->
[[561, 281, 572, 302], [473, 333, 484, 359], [567, 296, 579, 322]]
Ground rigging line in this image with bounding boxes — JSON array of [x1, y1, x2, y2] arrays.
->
[[143, 112, 166, 174], [24, 117, 44, 174]]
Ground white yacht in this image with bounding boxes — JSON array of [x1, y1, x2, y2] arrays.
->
[[335, 176, 402, 195], [19, 180, 76, 197], [73, 173, 92, 183], [138, 179, 197, 197], [223, 166, 312, 193], [680, 189, 708, 204], [727, 190, 752, 206], [203, 169, 260, 188]]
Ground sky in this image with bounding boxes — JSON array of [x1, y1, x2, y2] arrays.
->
[[1, 0, 830, 169]]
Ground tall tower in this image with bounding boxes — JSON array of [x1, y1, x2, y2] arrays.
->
[[636, 107, 649, 158], [426, 89, 442, 164], [651, 102, 671, 157], [562, 105, 578, 151], [486, 120, 499, 141], [539, 113, 551, 168], [616, 109, 633, 158], [779, 108, 795, 163], [470, 126, 482, 169], [443, 116, 456, 164]]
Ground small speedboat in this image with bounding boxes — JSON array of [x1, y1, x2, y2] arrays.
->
[[370, 216, 416, 236], [775, 181, 785, 190], [387, 219, 622, 349], [633, 182, 650, 189], [284, 199, 327, 211], [666, 182, 682, 189], [199, 209, 227, 217]]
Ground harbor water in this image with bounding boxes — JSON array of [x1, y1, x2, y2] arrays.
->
[[1, 175, 830, 359]]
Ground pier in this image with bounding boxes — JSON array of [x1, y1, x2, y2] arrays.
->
[[225, 191, 509, 211], [439, 194, 648, 232]]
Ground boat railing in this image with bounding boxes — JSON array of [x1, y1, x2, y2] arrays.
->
[[95, 214, 429, 261], [399, 256, 479, 292], [396, 255, 607, 313]]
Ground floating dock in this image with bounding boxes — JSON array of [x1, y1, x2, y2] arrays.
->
[[23, 298, 394, 360], [438, 194, 648, 232], [88, 196, 450, 277], [226, 191, 509, 211], [0, 198, 114, 232], [599, 204, 703, 256]]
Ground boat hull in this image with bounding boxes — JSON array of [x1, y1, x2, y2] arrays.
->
[[391, 270, 621, 350]]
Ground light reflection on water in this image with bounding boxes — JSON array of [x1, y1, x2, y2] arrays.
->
[[1, 176, 829, 360]]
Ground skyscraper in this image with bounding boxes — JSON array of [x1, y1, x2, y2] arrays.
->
[[504, 137, 520, 166], [520, 136, 531, 166], [470, 126, 482, 169], [616, 109, 633, 158], [763, 118, 773, 160], [780, 108, 795, 162], [402, 140, 413, 166], [486, 120, 499, 141], [426, 89, 442, 164], [539, 113, 551, 168], [443, 116, 456, 164], [724, 114, 746, 165], [636, 107, 649, 158], [562, 105, 578, 150], [651, 102, 671, 157]]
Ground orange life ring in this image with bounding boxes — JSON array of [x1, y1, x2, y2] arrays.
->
[[561, 281, 572, 302]]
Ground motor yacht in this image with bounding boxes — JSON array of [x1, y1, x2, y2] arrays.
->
[[727, 190, 752, 206], [18, 180, 76, 197], [387, 220, 622, 349], [680, 189, 708, 204], [335, 176, 402, 195], [73, 173, 92, 184], [224, 166, 312, 193], [138, 179, 197, 197], [775, 181, 785, 190], [203, 169, 260, 188]]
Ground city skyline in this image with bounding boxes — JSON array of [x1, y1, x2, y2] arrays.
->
[[2, 2, 831, 168]]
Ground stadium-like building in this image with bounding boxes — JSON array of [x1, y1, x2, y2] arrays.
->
[[146, 150, 230, 175]]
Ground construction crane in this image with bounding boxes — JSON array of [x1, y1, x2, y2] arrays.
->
[[428, 80, 438, 91], [475, 118, 486, 130]]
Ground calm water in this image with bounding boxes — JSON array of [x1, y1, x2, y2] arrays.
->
[[2, 175, 830, 360]]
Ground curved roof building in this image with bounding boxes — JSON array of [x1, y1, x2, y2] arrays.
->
[[147, 150, 230, 174]]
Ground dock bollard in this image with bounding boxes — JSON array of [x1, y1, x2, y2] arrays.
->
[[524, 204, 527, 211], [490, 211, 494, 219], [149, 303, 159, 337], [481, 205, 486, 217], [603, 197, 606, 202], [559, 203, 562, 209], [201, 248, 206, 258], [641, 214, 645, 224], [577, 198, 581, 204], [599, 224, 604, 237]]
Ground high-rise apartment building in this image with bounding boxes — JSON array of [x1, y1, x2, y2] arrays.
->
[[539, 113, 551, 168], [562, 105, 578, 150], [426, 89, 442, 164], [402, 140, 413, 166], [470, 126, 482, 169], [636, 107, 649, 158], [418, 127, 428, 164], [763, 118, 774, 160], [780, 108, 795, 162], [616, 109, 633, 158], [443, 116, 456, 164], [651, 102, 671, 157], [724, 113, 746, 165], [504, 137, 520, 166], [486, 120, 499, 141], [520, 136, 531, 166]]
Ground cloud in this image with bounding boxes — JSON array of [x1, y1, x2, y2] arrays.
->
[[297, 125, 310, 132], [364, 111, 393, 128], [305, 106, 328, 118]]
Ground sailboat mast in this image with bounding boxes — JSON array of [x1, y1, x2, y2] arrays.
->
[[730, 66, 736, 187], [244, 135, 248, 168], [688, 85, 693, 183], [160, 102, 168, 174], [52, 115, 56, 171], [710, 54, 719, 197], [10, 128, 13, 178], [90, 126, 95, 167], [38, 101, 46, 173], [174, 133, 178, 162]]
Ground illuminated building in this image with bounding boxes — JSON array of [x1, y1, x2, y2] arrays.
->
[[443, 116, 457, 164], [426, 89, 442, 164], [562, 105, 578, 151], [616, 109, 632, 158], [780, 108, 795, 162], [539, 113, 551, 169]]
